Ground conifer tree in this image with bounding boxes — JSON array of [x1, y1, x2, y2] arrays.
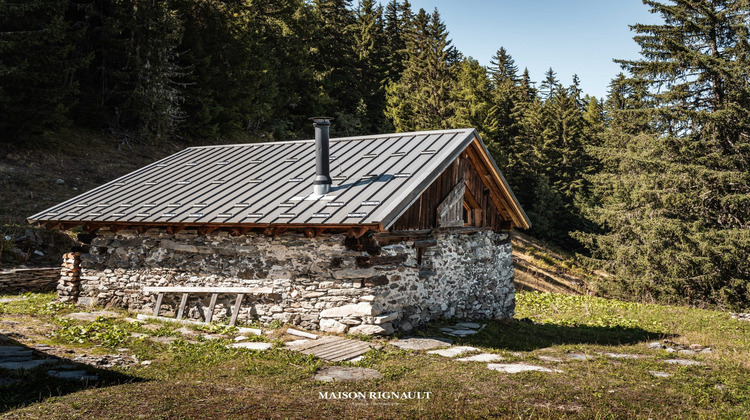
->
[[385, 8, 459, 131], [0, 0, 87, 142], [352, 0, 388, 134], [581, 0, 750, 308]]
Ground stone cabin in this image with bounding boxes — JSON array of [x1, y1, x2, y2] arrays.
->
[[29, 120, 530, 334]]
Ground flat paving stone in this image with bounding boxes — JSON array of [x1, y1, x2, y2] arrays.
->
[[0, 346, 33, 357], [237, 327, 262, 336], [0, 297, 28, 303], [230, 342, 273, 351], [602, 353, 650, 359], [313, 366, 382, 382], [148, 336, 179, 345], [450, 329, 478, 336], [47, 370, 99, 381], [287, 328, 318, 340], [284, 339, 310, 348], [488, 363, 563, 374], [567, 353, 595, 361], [456, 353, 505, 362], [0, 377, 20, 386], [427, 346, 479, 358], [454, 322, 481, 329], [649, 371, 671, 378], [390, 337, 452, 351], [63, 311, 120, 322], [537, 355, 564, 362], [0, 359, 57, 370], [663, 359, 702, 366]]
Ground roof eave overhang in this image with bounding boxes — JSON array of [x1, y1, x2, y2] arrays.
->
[[30, 220, 384, 237]]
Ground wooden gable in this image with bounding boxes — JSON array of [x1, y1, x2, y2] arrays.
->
[[391, 138, 527, 232]]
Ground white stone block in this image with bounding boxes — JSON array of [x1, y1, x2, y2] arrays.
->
[[348, 324, 389, 336], [373, 312, 399, 325], [319, 302, 382, 318], [319, 318, 348, 334]]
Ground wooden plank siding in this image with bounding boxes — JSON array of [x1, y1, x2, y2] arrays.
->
[[391, 146, 512, 232]]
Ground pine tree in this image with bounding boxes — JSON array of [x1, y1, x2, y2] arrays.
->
[[580, 0, 750, 308]]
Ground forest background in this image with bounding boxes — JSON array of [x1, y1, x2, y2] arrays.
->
[[1, 0, 748, 310]]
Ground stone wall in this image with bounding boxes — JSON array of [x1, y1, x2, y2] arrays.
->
[[76, 227, 514, 334], [0, 267, 60, 294]]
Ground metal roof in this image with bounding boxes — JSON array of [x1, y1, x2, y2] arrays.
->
[[29, 128, 529, 229]]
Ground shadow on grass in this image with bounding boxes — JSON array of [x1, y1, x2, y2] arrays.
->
[[0, 336, 145, 413], [415, 319, 671, 352]]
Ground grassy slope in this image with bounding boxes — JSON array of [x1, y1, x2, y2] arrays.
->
[[1, 292, 749, 419]]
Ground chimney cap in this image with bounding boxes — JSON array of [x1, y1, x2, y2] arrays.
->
[[310, 116, 334, 124]]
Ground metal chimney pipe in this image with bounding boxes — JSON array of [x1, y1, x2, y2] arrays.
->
[[312, 117, 333, 196]]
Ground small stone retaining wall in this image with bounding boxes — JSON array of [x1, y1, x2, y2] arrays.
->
[[73, 227, 514, 333], [0, 267, 60, 294]]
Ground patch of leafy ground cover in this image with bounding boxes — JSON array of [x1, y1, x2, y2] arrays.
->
[[2, 291, 750, 418]]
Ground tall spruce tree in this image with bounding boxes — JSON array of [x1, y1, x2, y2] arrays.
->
[[352, 0, 388, 134], [385, 8, 459, 131], [580, 0, 750, 308]]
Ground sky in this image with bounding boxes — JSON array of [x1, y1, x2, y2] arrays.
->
[[398, 0, 662, 99]]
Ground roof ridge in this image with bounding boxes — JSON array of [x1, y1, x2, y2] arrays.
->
[[186, 128, 476, 150]]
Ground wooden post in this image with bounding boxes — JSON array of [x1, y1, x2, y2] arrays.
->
[[205, 293, 218, 323], [153, 293, 164, 317], [229, 294, 244, 327], [176, 293, 189, 320]]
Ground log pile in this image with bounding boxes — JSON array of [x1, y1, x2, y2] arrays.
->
[[58, 252, 81, 302], [0, 267, 60, 294]]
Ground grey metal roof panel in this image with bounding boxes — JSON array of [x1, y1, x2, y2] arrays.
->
[[29, 128, 479, 227]]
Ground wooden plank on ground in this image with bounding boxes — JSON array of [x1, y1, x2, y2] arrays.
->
[[293, 336, 381, 362]]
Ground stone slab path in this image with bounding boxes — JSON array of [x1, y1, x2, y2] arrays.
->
[[390, 337, 452, 351], [456, 353, 504, 362], [488, 363, 563, 374], [427, 346, 479, 358], [231, 342, 274, 351], [0, 344, 99, 382], [289, 336, 381, 362], [313, 366, 382, 382]]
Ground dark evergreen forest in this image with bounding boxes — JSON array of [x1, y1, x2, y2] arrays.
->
[[1, 0, 748, 310]]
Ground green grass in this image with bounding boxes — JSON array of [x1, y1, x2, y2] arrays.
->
[[1, 291, 750, 418]]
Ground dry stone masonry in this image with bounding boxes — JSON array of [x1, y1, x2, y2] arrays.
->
[[58, 252, 82, 302], [0, 267, 60, 294], [71, 227, 514, 334]]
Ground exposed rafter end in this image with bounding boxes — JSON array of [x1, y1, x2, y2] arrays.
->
[[263, 226, 287, 237], [198, 226, 219, 236], [42, 221, 60, 230], [304, 227, 326, 238], [165, 225, 186, 235], [110, 225, 130, 233], [347, 227, 370, 239]]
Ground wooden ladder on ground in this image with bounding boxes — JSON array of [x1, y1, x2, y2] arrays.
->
[[143, 286, 273, 326]]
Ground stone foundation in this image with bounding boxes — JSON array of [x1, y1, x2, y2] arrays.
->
[[76, 227, 514, 333]]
